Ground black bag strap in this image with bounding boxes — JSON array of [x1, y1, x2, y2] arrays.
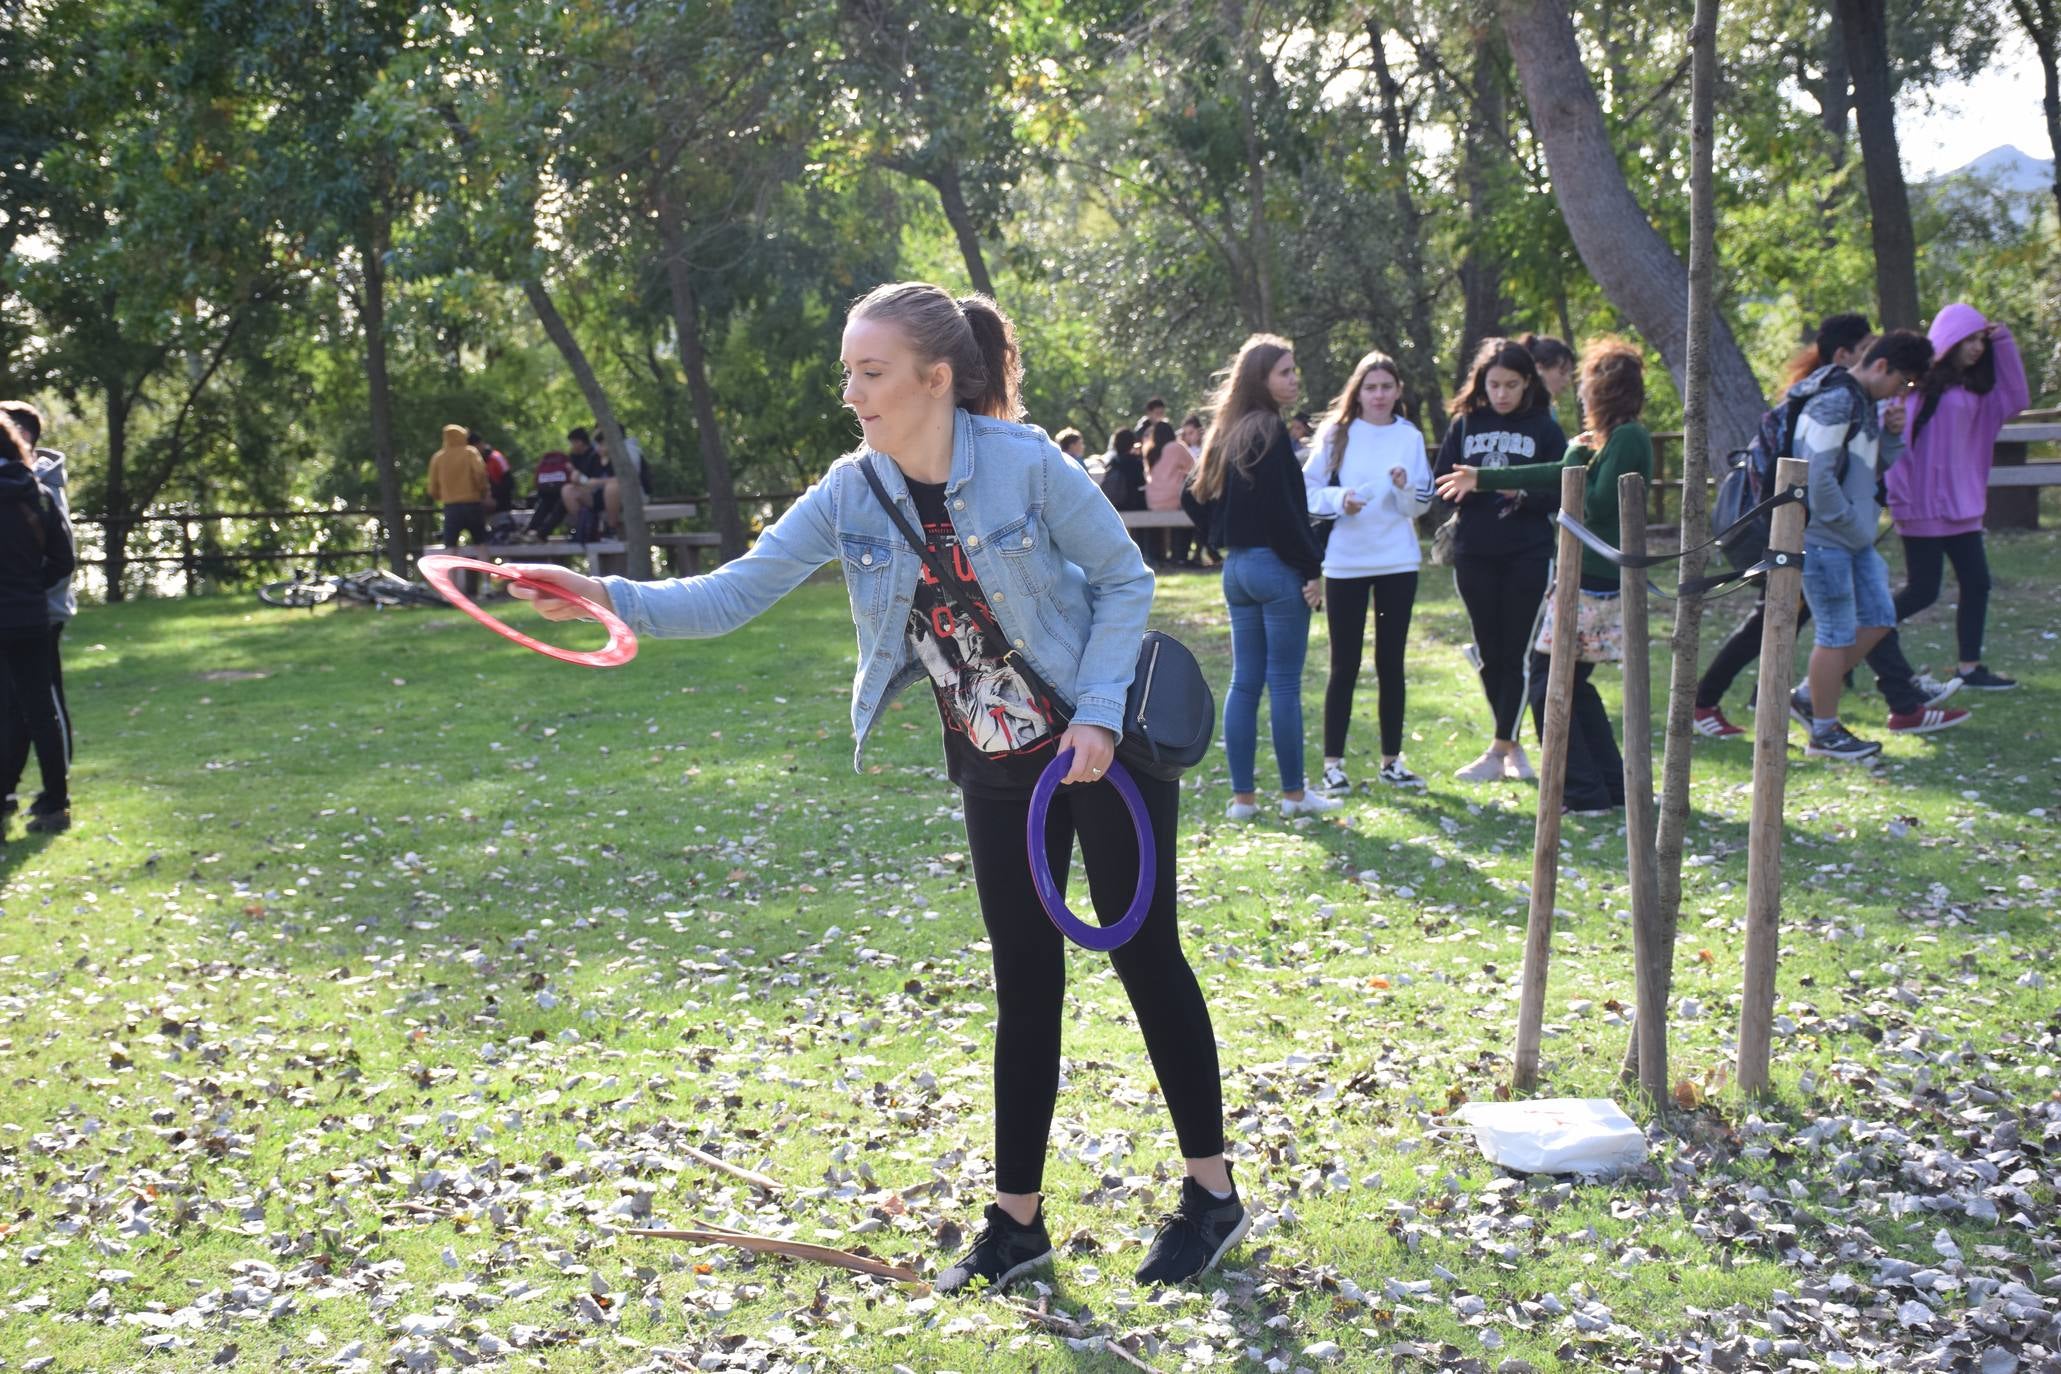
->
[[857, 457, 1075, 717]]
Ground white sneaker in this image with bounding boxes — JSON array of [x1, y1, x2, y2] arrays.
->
[[1916, 673, 1963, 708], [1319, 762, 1351, 795], [1225, 799, 1259, 821], [1454, 749, 1504, 782], [1502, 746, 1537, 781], [1280, 792, 1343, 817]]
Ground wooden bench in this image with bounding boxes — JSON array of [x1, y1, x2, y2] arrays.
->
[[1990, 420, 2061, 531]]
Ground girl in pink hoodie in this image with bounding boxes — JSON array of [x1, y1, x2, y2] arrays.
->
[[1888, 304, 2030, 690]]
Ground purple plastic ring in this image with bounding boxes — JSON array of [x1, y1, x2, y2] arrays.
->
[[1026, 747, 1155, 952]]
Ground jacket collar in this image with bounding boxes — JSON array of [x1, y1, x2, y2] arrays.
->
[[867, 407, 977, 502]]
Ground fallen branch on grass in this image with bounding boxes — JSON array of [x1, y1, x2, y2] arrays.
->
[[995, 1298, 1166, 1373], [618, 1224, 918, 1282], [679, 1143, 782, 1193]]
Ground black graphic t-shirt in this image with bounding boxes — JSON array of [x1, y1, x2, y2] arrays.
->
[[904, 479, 1060, 797]]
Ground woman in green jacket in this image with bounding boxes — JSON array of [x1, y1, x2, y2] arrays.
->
[[1436, 338, 1652, 813]]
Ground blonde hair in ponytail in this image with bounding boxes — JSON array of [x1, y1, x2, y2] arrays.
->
[[848, 281, 1023, 420]]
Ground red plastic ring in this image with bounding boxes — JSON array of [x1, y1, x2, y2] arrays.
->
[[417, 554, 638, 668]]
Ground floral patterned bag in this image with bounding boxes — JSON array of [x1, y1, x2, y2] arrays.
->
[[1534, 588, 1625, 664]]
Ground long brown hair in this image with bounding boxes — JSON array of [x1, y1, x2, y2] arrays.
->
[[848, 281, 1023, 420], [1320, 351, 1407, 477], [1448, 338, 1549, 418], [1191, 334, 1292, 501], [1576, 336, 1646, 444]]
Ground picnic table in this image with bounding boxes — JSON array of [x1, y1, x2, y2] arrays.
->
[[420, 501, 724, 575]]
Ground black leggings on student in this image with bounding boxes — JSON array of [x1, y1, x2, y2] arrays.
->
[[1897, 531, 1990, 665], [961, 772, 1223, 1196], [1323, 572, 1418, 759], [0, 625, 68, 814], [1529, 654, 1624, 812], [1454, 552, 1549, 741]]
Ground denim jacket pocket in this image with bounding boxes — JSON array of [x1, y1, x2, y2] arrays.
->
[[989, 509, 1050, 594], [839, 536, 895, 619]]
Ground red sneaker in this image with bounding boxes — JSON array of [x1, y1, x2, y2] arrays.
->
[[1692, 706, 1745, 738], [1885, 706, 1970, 735]]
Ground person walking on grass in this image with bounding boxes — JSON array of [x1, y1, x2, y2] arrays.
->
[[1183, 335, 1340, 820], [1431, 339, 1567, 783], [1789, 330, 1933, 761], [1887, 303, 2030, 692], [0, 414, 73, 839], [1439, 337, 1653, 814], [502, 282, 1246, 1295], [1304, 352, 1433, 794], [1691, 316, 1966, 740]]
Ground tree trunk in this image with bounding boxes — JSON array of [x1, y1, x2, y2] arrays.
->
[[1499, 0, 1766, 471], [1835, 0, 1920, 328], [362, 213, 409, 571], [655, 183, 749, 562], [1818, 2, 1851, 153], [520, 278, 652, 579], [1454, 32, 1511, 394], [928, 161, 997, 299], [1222, 0, 1275, 331], [1368, 18, 1450, 436], [102, 372, 130, 603], [1629, 0, 1720, 1088], [2011, 0, 2061, 224]]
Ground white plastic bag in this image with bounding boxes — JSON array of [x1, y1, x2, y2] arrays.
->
[[1454, 1098, 1648, 1176]]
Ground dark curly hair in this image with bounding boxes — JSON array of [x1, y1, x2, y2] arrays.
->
[[1577, 337, 1646, 441]]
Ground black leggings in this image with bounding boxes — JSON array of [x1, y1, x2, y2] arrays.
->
[[1896, 531, 1990, 665], [0, 625, 68, 813], [1528, 654, 1624, 811], [1, 622, 68, 811], [1323, 572, 1418, 758], [1454, 552, 1549, 741], [962, 772, 1223, 1195]]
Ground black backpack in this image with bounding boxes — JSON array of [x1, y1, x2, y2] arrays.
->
[[1713, 371, 1863, 569], [1099, 455, 1145, 511]]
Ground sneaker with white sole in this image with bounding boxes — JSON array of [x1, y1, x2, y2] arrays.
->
[[1788, 685, 1813, 728], [1133, 1172, 1249, 1287], [935, 1203, 1054, 1295], [1319, 763, 1350, 795], [1956, 664, 2016, 691], [1280, 791, 1342, 818], [1377, 760, 1425, 787], [1692, 706, 1745, 738], [1915, 673, 1962, 706], [1804, 722, 1882, 760], [1225, 799, 1259, 821], [1453, 749, 1505, 782], [1886, 705, 1970, 734], [1502, 746, 1536, 781]]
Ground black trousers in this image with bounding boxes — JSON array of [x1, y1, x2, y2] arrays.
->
[[1897, 531, 1990, 665], [440, 501, 489, 546], [1454, 552, 1549, 741], [962, 772, 1223, 1195], [0, 624, 68, 813], [1323, 571, 1418, 758], [527, 488, 567, 537], [1697, 591, 1926, 714], [1528, 653, 1625, 811]]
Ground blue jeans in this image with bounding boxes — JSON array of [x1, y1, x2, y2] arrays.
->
[[1221, 547, 1312, 793], [1801, 539, 1894, 650]]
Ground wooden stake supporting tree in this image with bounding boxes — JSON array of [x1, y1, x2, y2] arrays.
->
[[1737, 456, 1811, 1096], [1618, 474, 1667, 1108], [1513, 465, 1587, 1093]]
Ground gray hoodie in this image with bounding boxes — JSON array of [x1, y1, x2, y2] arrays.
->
[[1792, 365, 1902, 553], [34, 449, 75, 623]]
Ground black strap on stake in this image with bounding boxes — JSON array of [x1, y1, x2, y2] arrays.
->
[[1552, 481, 1808, 599]]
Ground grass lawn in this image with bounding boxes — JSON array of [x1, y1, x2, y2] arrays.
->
[[2, 529, 2056, 1373]]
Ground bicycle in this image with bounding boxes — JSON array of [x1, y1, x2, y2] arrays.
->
[[256, 567, 447, 610]]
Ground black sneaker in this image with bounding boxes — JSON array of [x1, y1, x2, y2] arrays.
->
[[24, 807, 69, 835], [1377, 760, 1426, 788], [1787, 685, 1813, 729], [1319, 762, 1350, 796], [1133, 1173, 1249, 1287], [1957, 664, 2017, 691], [1804, 723, 1881, 761], [935, 1203, 1053, 1295]]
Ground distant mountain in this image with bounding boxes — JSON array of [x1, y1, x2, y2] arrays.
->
[[1926, 144, 2052, 196]]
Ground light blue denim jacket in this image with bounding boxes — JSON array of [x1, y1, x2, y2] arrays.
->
[[600, 408, 1155, 770]]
